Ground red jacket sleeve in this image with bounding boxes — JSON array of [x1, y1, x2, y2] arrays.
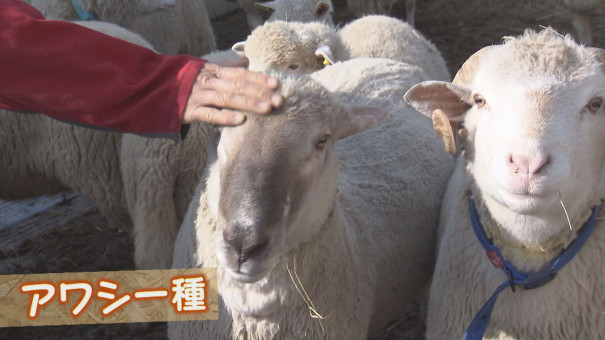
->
[[0, 0, 206, 138]]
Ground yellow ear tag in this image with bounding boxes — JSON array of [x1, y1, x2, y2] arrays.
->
[[323, 56, 332, 66]]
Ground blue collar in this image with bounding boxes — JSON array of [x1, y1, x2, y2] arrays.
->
[[464, 197, 600, 340], [71, 0, 95, 20]]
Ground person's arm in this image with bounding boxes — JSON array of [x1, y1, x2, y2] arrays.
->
[[0, 0, 282, 138]]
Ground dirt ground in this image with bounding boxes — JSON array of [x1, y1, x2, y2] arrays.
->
[[1, 1, 603, 339]]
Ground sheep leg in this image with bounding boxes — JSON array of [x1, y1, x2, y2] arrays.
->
[[131, 185, 180, 269], [121, 138, 182, 270], [570, 12, 593, 45]]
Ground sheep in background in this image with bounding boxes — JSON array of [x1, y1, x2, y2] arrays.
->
[[561, 0, 605, 45], [0, 21, 209, 270], [232, 15, 447, 80], [404, 28, 605, 339], [168, 58, 454, 339], [346, 0, 416, 27], [128, 0, 217, 55], [0, 20, 154, 252], [230, 0, 333, 30], [27, 0, 217, 56], [232, 21, 349, 73], [26, 0, 177, 25], [339, 15, 450, 81]]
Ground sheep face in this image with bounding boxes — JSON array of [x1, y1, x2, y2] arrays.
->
[[207, 76, 387, 284], [405, 29, 605, 241], [232, 21, 341, 74]]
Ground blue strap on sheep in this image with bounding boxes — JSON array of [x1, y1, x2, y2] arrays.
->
[[71, 0, 95, 21], [464, 197, 600, 340]]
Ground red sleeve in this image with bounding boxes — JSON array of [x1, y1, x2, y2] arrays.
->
[[0, 0, 206, 138]]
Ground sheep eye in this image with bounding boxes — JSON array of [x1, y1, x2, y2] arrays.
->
[[315, 136, 329, 150], [587, 97, 602, 113], [473, 94, 486, 107], [288, 64, 300, 71]]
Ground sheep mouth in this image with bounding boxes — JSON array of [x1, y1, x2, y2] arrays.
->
[[225, 269, 269, 284], [498, 189, 559, 213], [218, 247, 279, 284]]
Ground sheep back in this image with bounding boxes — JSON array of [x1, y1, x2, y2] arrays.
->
[[339, 15, 451, 81]]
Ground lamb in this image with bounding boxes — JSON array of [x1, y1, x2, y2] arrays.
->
[[404, 28, 605, 339], [232, 20, 349, 73], [168, 57, 454, 339], [232, 0, 333, 30], [338, 15, 450, 81], [561, 0, 605, 45], [232, 16, 449, 81], [27, 0, 216, 56]]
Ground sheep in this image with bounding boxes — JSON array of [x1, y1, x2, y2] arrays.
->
[[338, 15, 450, 81], [232, 20, 349, 73], [26, 0, 216, 56], [232, 16, 449, 81], [0, 21, 202, 270], [128, 0, 217, 56], [346, 0, 416, 27], [232, 0, 334, 30], [26, 0, 177, 26], [168, 57, 455, 339], [404, 28, 605, 339], [561, 0, 605, 45]]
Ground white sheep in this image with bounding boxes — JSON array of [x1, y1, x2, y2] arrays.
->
[[128, 0, 217, 56], [232, 16, 448, 81], [561, 0, 605, 45], [338, 15, 450, 81], [233, 0, 333, 30], [404, 28, 605, 339], [168, 57, 454, 339], [27, 0, 216, 56], [232, 20, 349, 73], [346, 0, 416, 27]]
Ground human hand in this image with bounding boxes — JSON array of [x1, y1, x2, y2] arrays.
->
[[183, 61, 283, 125]]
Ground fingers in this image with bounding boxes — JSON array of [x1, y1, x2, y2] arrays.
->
[[183, 62, 284, 126], [200, 77, 280, 114], [185, 107, 247, 126], [213, 63, 280, 91]]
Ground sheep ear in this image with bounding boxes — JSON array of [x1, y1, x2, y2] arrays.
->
[[404, 81, 471, 154], [334, 105, 389, 140], [432, 109, 458, 154], [255, 1, 276, 12], [315, 45, 335, 66], [232, 41, 246, 56], [314, 1, 332, 19], [404, 81, 471, 120]]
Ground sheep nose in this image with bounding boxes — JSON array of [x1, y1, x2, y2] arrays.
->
[[509, 154, 550, 180], [223, 224, 268, 265]]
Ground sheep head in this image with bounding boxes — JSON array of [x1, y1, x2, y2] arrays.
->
[[207, 75, 387, 283], [405, 28, 605, 241], [232, 21, 345, 74]]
